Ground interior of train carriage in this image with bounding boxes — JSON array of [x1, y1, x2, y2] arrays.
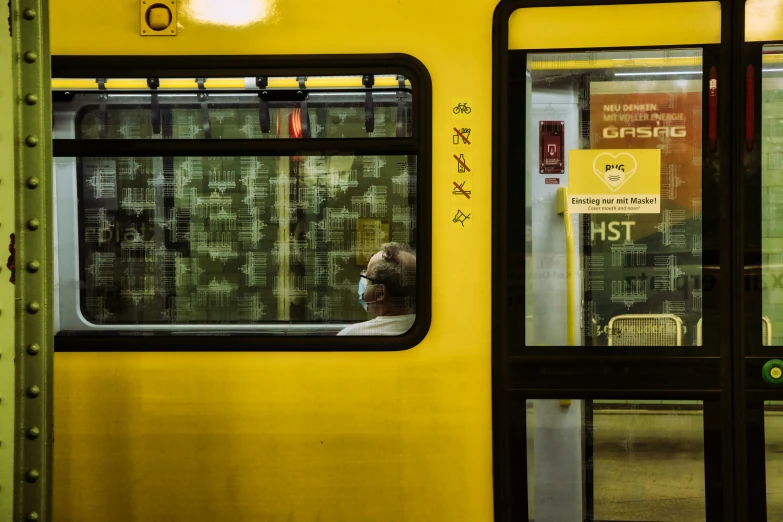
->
[[8, 0, 783, 521]]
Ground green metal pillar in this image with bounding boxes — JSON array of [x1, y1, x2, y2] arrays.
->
[[10, 0, 54, 521], [1, 7, 17, 522]]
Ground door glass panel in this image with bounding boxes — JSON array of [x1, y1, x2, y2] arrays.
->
[[766, 401, 783, 521], [527, 399, 706, 521], [761, 44, 783, 346], [524, 49, 705, 346]]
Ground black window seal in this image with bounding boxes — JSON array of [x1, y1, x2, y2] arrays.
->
[[51, 53, 432, 353]]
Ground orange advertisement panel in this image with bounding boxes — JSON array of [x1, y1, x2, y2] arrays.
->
[[586, 80, 702, 346]]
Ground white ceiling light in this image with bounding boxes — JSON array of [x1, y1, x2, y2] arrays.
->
[[187, 0, 277, 27]]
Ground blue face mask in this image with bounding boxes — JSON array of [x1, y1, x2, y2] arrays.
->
[[358, 277, 369, 311]]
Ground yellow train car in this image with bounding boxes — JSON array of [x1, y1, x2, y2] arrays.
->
[[45, 1, 494, 521], [9, 0, 783, 521]]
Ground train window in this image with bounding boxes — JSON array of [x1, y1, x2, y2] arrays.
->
[[523, 48, 706, 347], [51, 68, 429, 347]]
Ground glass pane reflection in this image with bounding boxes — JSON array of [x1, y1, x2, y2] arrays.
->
[[765, 401, 783, 521], [526, 400, 705, 521], [761, 45, 783, 346], [523, 48, 704, 346], [56, 154, 418, 329]]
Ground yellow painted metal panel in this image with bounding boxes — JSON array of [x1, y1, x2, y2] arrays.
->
[[51, 0, 484, 57], [49, 0, 493, 521], [747, 0, 783, 42], [509, 2, 721, 50], [54, 348, 492, 520]]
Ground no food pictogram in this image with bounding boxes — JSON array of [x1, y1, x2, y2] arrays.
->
[[453, 127, 471, 145]]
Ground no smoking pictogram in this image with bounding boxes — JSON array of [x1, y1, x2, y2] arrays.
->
[[453, 181, 471, 199]]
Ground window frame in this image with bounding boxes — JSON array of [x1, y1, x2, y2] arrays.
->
[[51, 54, 432, 352]]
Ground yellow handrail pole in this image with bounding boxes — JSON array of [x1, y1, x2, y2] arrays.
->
[[556, 187, 576, 346]]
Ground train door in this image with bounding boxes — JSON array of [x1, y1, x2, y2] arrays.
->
[[493, 1, 735, 521], [743, 1, 783, 520]]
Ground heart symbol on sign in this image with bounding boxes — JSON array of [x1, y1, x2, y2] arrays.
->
[[591, 152, 638, 192]]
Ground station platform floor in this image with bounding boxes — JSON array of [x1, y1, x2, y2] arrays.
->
[[526, 404, 783, 521]]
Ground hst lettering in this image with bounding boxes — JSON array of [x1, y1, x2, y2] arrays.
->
[[603, 126, 686, 138], [591, 221, 635, 242]]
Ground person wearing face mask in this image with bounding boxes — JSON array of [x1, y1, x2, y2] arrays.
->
[[337, 242, 416, 336]]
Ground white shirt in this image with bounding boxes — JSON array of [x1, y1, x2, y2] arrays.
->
[[337, 314, 416, 336]]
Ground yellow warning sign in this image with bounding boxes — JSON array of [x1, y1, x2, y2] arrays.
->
[[567, 149, 661, 214]]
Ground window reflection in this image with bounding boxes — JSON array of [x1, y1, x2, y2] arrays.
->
[[73, 154, 417, 326], [527, 400, 706, 521], [761, 45, 783, 345], [524, 49, 704, 346]]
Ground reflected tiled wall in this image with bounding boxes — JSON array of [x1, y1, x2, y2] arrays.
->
[[762, 78, 783, 345]]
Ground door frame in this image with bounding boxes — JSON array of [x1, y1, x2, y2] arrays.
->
[[491, 1, 739, 520]]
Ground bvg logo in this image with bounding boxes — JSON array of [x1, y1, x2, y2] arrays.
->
[[592, 152, 637, 192]]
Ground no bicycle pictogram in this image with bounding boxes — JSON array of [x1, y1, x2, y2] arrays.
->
[[454, 154, 471, 173]]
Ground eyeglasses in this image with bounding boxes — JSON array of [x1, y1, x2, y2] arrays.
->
[[360, 270, 380, 284]]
